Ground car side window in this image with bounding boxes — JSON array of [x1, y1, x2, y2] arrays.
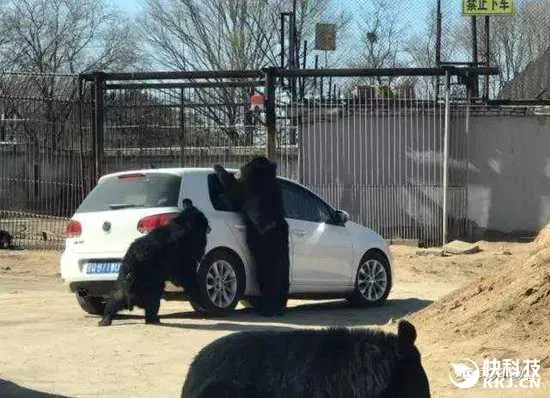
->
[[279, 180, 334, 223], [207, 173, 240, 212]]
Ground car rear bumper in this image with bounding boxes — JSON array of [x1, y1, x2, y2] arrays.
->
[[70, 280, 191, 301], [60, 250, 124, 283], [70, 281, 118, 296]]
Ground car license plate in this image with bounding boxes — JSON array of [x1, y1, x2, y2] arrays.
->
[[86, 262, 121, 274]]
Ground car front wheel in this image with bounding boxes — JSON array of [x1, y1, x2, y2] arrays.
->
[[190, 251, 245, 317], [348, 251, 392, 307]]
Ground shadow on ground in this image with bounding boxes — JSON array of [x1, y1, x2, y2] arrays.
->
[[0, 379, 68, 398], [101, 297, 433, 332]]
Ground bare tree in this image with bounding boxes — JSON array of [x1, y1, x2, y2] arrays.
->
[[141, 0, 342, 71], [140, 0, 343, 143], [351, 0, 404, 86], [489, 0, 550, 84], [403, 6, 462, 98], [0, 0, 138, 74], [0, 0, 138, 150]]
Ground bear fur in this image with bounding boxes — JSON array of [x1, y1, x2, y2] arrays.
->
[[98, 199, 210, 326], [181, 320, 431, 398], [213, 157, 290, 316], [0, 229, 13, 249]]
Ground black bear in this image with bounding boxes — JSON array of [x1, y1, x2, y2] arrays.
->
[[0, 229, 13, 249], [213, 157, 289, 316], [98, 199, 210, 327], [181, 320, 431, 398]]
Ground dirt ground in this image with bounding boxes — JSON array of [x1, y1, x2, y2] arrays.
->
[[0, 242, 548, 397]]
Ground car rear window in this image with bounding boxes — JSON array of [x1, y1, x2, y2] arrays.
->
[[76, 173, 182, 213]]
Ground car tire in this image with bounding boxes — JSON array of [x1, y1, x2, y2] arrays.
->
[[190, 251, 246, 317], [348, 251, 392, 308], [76, 294, 106, 315]]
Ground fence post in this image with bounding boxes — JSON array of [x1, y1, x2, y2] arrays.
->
[[442, 69, 451, 246], [179, 87, 186, 166], [465, 79, 472, 241], [264, 67, 277, 161], [91, 71, 105, 183]]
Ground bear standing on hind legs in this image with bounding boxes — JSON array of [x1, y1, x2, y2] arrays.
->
[[213, 157, 290, 316]]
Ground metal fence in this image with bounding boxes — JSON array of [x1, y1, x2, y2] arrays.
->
[[1, 65, 513, 250], [0, 73, 89, 249]]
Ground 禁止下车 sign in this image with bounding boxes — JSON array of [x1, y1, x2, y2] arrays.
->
[[462, 0, 515, 16]]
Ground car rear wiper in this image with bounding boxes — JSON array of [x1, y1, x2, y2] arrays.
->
[[108, 203, 144, 210]]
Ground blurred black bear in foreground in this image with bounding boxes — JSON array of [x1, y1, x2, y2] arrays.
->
[[0, 229, 13, 249], [181, 320, 430, 398], [98, 199, 210, 326], [213, 157, 289, 316]]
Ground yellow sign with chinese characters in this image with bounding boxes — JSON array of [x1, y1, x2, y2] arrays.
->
[[462, 0, 515, 16]]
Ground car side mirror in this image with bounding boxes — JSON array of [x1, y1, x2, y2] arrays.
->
[[334, 210, 350, 225]]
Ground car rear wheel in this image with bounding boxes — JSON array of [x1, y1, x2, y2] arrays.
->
[[348, 251, 392, 307], [76, 294, 106, 315], [190, 251, 245, 317]]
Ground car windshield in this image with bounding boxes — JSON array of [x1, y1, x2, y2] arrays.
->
[[75, 173, 181, 213]]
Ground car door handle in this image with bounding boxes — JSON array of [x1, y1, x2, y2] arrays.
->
[[233, 224, 246, 230], [292, 229, 306, 237]]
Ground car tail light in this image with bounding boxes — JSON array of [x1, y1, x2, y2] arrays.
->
[[137, 212, 180, 233], [65, 220, 82, 238]]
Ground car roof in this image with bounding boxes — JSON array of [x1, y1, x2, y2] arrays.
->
[[98, 167, 238, 182], [98, 167, 295, 183]]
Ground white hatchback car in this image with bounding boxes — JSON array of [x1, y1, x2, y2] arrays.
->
[[60, 167, 393, 317]]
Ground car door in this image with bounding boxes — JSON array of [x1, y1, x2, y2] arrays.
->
[[278, 179, 354, 293]]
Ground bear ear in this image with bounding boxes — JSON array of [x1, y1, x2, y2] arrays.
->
[[181, 198, 193, 209], [397, 320, 417, 348]]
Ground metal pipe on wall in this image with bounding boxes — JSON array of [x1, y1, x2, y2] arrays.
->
[[484, 16, 490, 100], [442, 69, 451, 245]]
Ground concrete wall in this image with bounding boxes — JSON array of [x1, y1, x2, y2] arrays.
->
[[467, 114, 550, 236], [300, 108, 550, 242]]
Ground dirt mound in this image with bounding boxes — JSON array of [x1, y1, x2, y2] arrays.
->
[[410, 227, 550, 365]]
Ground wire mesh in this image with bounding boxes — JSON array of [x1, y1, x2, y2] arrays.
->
[[0, 72, 89, 250]]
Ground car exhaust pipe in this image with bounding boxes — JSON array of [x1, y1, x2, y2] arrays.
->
[[77, 288, 88, 297]]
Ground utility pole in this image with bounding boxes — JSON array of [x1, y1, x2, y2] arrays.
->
[[471, 16, 479, 98], [435, 0, 442, 99]]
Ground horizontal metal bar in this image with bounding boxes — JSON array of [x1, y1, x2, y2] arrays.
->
[[80, 70, 264, 81], [80, 67, 500, 82], [105, 81, 265, 90], [439, 61, 485, 66], [104, 103, 248, 109], [273, 67, 500, 78], [487, 99, 550, 106]]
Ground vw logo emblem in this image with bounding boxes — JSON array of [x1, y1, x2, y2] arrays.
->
[[102, 221, 111, 232]]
